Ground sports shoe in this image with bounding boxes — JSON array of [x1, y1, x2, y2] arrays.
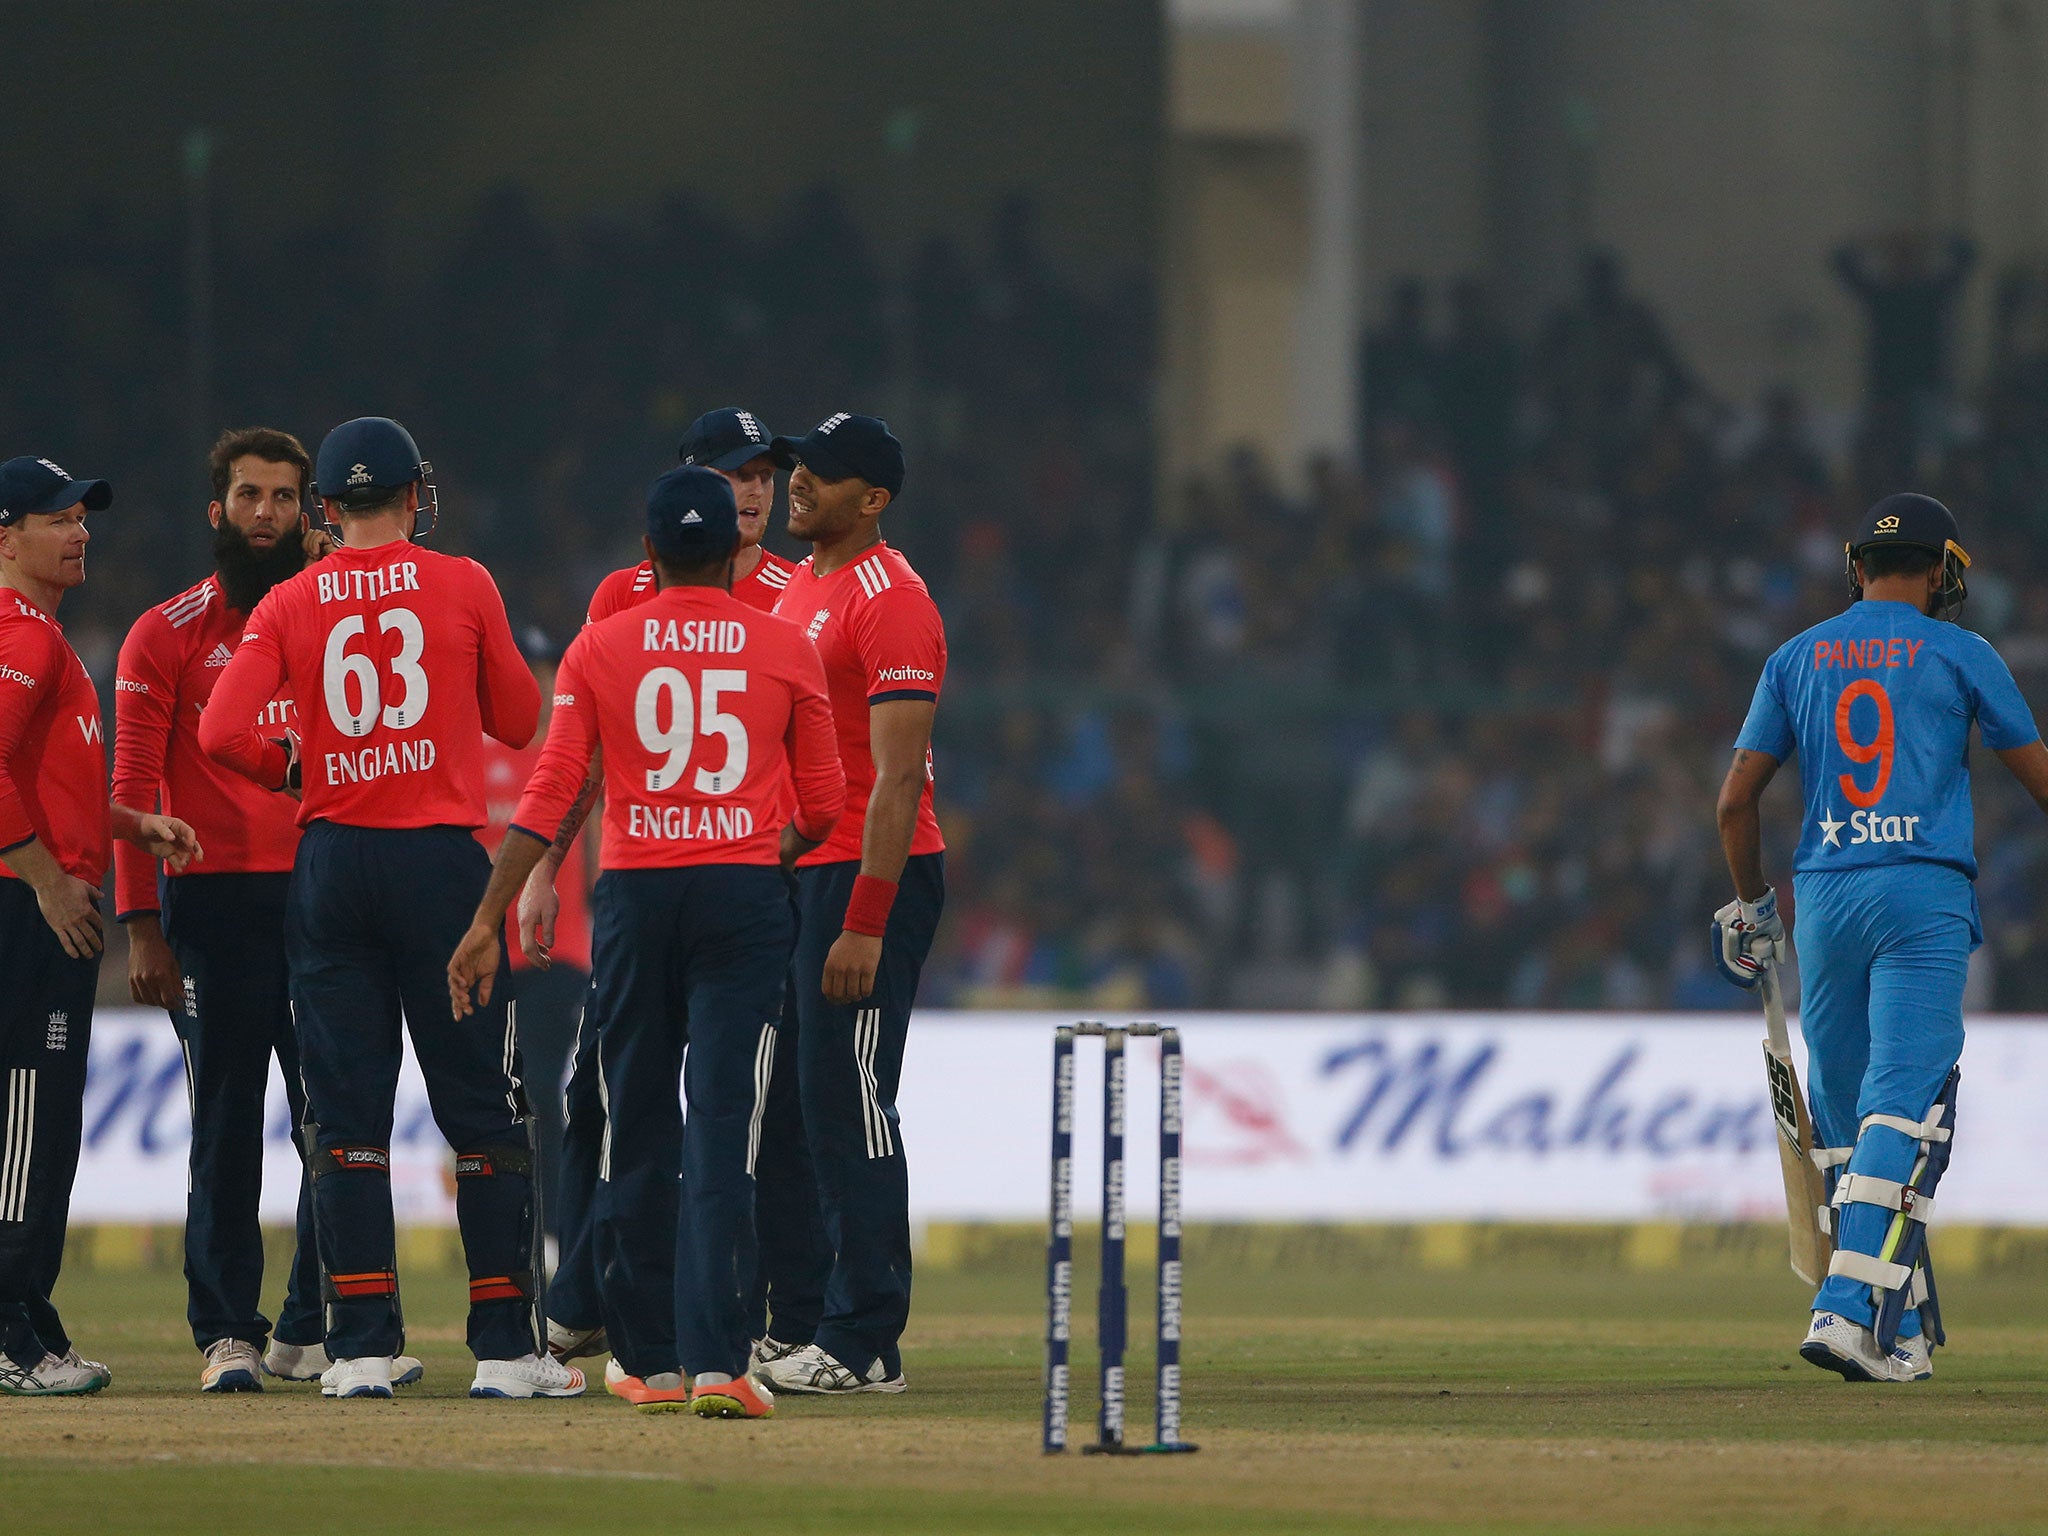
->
[[263, 1339, 329, 1381], [60, 1348, 112, 1392], [547, 1320, 609, 1363], [0, 1350, 109, 1396], [470, 1353, 586, 1399], [200, 1338, 263, 1393], [752, 1343, 906, 1395], [1889, 1332, 1934, 1382], [749, 1335, 805, 1369], [273, 1341, 421, 1387], [631, 1371, 694, 1414], [692, 1374, 775, 1419], [320, 1356, 394, 1399], [604, 1356, 639, 1399], [1799, 1311, 1890, 1382]]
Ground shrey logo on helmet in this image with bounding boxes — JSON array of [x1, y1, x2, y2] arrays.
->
[[1876, 515, 1901, 532]]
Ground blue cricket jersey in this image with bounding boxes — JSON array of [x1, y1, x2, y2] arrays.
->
[[1735, 600, 2039, 878]]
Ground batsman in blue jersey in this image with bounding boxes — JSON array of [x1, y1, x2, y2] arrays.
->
[[1716, 492, 2048, 1383]]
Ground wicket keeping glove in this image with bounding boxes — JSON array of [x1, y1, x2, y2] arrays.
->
[[1711, 887, 1783, 989]]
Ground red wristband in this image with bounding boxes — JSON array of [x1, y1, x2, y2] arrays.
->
[[843, 875, 898, 937]]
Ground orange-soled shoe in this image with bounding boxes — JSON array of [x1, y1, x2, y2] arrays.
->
[[631, 1371, 693, 1414], [690, 1374, 775, 1419], [604, 1357, 642, 1400]]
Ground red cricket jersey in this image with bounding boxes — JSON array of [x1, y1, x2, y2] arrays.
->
[[513, 586, 843, 869], [586, 548, 796, 623], [482, 731, 592, 972], [112, 575, 303, 918], [773, 543, 946, 867], [199, 542, 540, 829], [0, 589, 110, 886]]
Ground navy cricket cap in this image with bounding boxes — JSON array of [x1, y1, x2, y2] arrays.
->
[[0, 456, 111, 526], [646, 466, 740, 563], [315, 417, 427, 508], [1850, 493, 1968, 562], [678, 408, 776, 472], [769, 413, 904, 497]]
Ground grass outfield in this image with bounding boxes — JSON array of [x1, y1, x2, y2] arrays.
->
[[6, 1236, 2048, 1534]]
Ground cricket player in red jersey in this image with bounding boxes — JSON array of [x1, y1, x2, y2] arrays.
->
[[750, 413, 947, 1398], [0, 456, 199, 1396], [527, 408, 798, 1368], [199, 417, 573, 1401], [111, 428, 377, 1394], [449, 466, 842, 1418]]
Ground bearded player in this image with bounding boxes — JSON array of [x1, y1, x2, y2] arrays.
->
[[112, 428, 412, 1393], [1716, 493, 2048, 1381]]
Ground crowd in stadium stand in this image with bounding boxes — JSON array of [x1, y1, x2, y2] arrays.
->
[[13, 189, 2048, 1009]]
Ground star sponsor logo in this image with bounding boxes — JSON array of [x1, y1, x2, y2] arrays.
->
[[1818, 806, 1921, 847]]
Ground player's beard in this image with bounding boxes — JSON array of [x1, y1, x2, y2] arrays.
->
[[214, 519, 308, 613]]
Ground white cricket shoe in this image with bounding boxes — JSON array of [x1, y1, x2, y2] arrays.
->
[[320, 1356, 394, 1399], [546, 1320, 608, 1362], [272, 1341, 422, 1387], [263, 1339, 328, 1381], [1889, 1333, 1934, 1382], [60, 1348, 112, 1392], [200, 1338, 263, 1393], [0, 1350, 108, 1396], [749, 1335, 806, 1370], [752, 1343, 906, 1395], [1799, 1311, 1890, 1382], [470, 1353, 586, 1399]]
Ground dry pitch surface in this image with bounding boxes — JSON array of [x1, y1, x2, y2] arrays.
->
[[6, 1248, 2048, 1534]]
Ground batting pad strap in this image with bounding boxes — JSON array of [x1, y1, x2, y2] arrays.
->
[[468, 1272, 535, 1303], [454, 1144, 533, 1179], [1859, 1110, 1951, 1144], [1832, 1173, 1906, 1210], [311, 1145, 390, 1181], [1828, 1249, 1914, 1290], [1810, 1145, 1854, 1171], [323, 1269, 398, 1301]]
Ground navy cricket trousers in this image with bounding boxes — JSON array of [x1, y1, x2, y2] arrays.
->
[[159, 871, 322, 1351], [286, 823, 535, 1362], [0, 880, 97, 1370], [792, 853, 944, 1380], [589, 864, 790, 1381]]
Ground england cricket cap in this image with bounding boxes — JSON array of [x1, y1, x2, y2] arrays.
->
[[646, 465, 740, 563], [314, 417, 427, 509], [0, 456, 111, 526], [769, 413, 904, 497], [678, 408, 776, 472], [1850, 492, 1968, 562]]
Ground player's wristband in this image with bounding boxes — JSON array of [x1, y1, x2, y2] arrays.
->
[[843, 875, 898, 938]]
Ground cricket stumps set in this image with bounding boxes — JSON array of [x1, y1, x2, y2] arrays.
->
[[1043, 1021, 1197, 1456]]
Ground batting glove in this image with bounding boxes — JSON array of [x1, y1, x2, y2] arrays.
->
[[1711, 887, 1783, 989]]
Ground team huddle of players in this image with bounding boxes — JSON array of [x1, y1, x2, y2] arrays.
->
[[0, 406, 946, 1417]]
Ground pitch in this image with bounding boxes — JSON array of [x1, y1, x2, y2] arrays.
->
[[6, 1235, 2048, 1534]]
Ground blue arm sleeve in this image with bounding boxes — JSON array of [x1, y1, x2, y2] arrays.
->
[[1959, 636, 2041, 750], [1734, 657, 1795, 760]]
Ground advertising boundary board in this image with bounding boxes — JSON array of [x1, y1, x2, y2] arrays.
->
[[64, 1009, 2048, 1227]]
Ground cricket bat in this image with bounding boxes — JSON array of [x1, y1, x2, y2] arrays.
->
[[1760, 971, 1832, 1285]]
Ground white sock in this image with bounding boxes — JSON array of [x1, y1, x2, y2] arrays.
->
[[694, 1371, 733, 1387]]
